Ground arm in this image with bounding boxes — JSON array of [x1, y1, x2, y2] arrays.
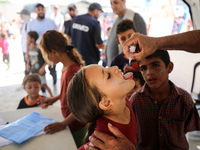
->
[[123, 30, 200, 61], [96, 43, 105, 50], [39, 62, 47, 75], [94, 22, 105, 50], [84, 123, 136, 150], [38, 95, 60, 109], [44, 113, 75, 134]]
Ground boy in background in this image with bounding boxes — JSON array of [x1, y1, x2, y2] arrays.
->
[[110, 19, 139, 73], [17, 74, 44, 109], [0, 32, 10, 70], [130, 49, 200, 149], [126, 70, 145, 100], [27, 31, 53, 97]]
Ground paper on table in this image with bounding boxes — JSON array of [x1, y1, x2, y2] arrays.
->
[[0, 112, 56, 144], [0, 125, 45, 147], [0, 125, 12, 147]]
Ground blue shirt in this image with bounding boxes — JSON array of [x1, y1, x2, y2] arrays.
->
[[27, 18, 58, 43]]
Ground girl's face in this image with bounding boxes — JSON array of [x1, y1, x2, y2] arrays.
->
[[85, 65, 135, 100], [48, 50, 60, 65]]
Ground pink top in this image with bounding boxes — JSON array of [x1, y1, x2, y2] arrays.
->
[[0, 39, 9, 54]]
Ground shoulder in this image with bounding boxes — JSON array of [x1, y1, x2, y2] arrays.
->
[[170, 82, 194, 108], [45, 18, 55, 23]]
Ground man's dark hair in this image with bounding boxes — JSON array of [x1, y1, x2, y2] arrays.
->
[[28, 31, 39, 42], [116, 19, 137, 35], [35, 3, 44, 8]]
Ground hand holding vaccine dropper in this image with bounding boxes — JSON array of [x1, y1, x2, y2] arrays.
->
[[129, 45, 136, 65]]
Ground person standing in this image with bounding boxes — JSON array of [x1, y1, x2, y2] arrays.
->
[[50, 5, 64, 31], [106, 0, 147, 67], [17, 9, 31, 76], [71, 2, 105, 65], [63, 3, 77, 41], [26, 3, 58, 87]]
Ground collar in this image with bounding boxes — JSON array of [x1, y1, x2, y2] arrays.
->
[[25, 95, 41, 106], [138, 80, 183, 98]]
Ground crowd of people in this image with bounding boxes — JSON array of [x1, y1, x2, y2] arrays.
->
[[0, 1, 200, 150]]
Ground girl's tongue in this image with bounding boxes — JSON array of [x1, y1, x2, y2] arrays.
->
[[123, 72, 133, 80]]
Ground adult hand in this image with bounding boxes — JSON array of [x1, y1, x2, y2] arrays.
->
[[84, 123, 136, 150], [123, 33, 157, 61], [44, 122, 66, 134]]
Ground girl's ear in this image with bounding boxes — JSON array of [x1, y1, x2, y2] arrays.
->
[[99, 97, 114, 111], [51, 49, 56, 54]]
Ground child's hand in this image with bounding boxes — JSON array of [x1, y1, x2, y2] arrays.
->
[[44, 122, 66, 134], [123, 64, 135, 73], [39, 67, 45, 75], [38, 97, 54, 108], [26, 64, 30, 72]]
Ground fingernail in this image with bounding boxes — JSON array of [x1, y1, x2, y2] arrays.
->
[[89, 136, 92, 140], [108, 123, 113, 127], [89, 142, 94, 147], [84, 144, 88, 149]]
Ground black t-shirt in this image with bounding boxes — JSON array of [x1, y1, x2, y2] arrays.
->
[[17, 95, 44, 109], [64, 20, 72, 36]]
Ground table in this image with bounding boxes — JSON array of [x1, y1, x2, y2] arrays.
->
[[0, 106, 77, 150]]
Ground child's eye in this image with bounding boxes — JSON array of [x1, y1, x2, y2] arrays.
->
[[153, 64, 159, 67], [140, 67, 146, 72]]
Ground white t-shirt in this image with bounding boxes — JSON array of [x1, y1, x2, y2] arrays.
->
[[50, 12, 64, 31]]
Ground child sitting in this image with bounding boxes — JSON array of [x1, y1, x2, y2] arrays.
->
[[67, 65, 137, 150], [17, 74, 43, 109], [130, 49, 200, 149], [110, 19, 139, 73], [0, 32, 10, 70], [27, 31, 53, 97], [126, 70, 145, 100]]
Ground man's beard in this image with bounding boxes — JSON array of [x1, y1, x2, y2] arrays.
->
[[38, 14, 45, 19]]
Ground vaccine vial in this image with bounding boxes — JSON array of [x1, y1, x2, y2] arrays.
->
[[129, 45, 136, 65]]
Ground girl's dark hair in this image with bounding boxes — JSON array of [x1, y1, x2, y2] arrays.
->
[[67, 67, 104, 143], [116, 19, 137, 35], [39, 30, 85, 67]]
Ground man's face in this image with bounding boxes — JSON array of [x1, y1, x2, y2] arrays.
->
[[35, 6, 45, 19], [94, 9, 102, 19], [68, 9, 77, 18], [110, 0, 126, 16]]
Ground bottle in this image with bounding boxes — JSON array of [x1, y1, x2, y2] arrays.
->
[[129, 45, 136, 65]]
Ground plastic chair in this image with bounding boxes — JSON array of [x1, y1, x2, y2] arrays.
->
[[191, 61, 200, 105]]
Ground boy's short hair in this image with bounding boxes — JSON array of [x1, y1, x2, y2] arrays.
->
[[116, 19, 137, 35], [0, 32, 6, 39], [35, 3, 44, 8], [23, 74, 41, 86], [28, 31, 39, 42], [132, 70, 145, 86], [145, 49, 170, 67]]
